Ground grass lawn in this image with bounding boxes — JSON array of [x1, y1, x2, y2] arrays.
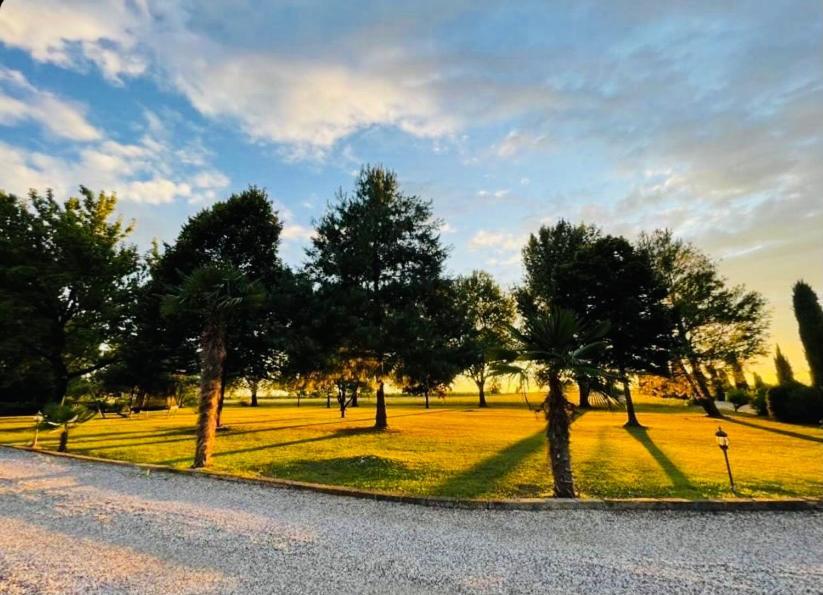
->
[[1, 394, 821, 499]]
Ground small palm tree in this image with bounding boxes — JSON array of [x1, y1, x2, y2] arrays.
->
[[496, 307, 607, 498], [163, 263, 263, 468], [41, 403, 95, 452]]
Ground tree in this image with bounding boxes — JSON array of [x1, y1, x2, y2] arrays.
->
[[150, 187, 286, 426], [500, 307, 607, 498], [639, 230, 769, 418], [792, 281, 823, 389], [397, 281, 473, 408], [520, 221, 600, 407], [0, 188, 139, 407], [39, 402, 95, 452], [454, 271, 516, 407], [307, 165, 448, 429], [774, 345, 795, 386], [555, 236, 674, 427], [163, 264, 263, 468]]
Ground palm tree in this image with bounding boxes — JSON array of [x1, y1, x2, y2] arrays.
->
[[496, 307, 607, 498], [41, 403, 95, 452], [163, 263, 263, 468]]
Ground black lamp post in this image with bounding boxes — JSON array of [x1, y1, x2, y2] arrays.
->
[[715, 426, 735, 495]]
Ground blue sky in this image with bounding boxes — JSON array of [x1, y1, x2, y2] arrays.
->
[[0, 1, 821, 378]]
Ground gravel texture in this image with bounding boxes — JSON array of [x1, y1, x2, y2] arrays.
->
[[1, 448, 822, 594]]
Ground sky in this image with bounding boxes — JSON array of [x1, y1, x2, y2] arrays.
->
[[0, 1, 821, 382]]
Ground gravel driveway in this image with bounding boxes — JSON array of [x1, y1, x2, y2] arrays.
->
[[1, 448, 821, 594]]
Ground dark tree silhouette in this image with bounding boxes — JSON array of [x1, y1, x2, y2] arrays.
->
[[792, 281, 823, 388]]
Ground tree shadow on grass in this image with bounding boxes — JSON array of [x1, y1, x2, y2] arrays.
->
[[723, 416, 823, 444], [431, 429, 546, 499], [624, 427, 697, 494]]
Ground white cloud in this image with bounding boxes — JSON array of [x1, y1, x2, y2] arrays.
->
[[0, 0, 149, 83], [469, 230, 522, 252], [0, 68, 101, 141], [495, 129, 550, 158], [280, 223, 316, 242]]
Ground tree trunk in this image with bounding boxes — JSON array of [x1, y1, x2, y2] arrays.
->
[[477, 380, 487, 408], [689, 358, 724, 418], [577, 377, 591, 408], [621, 370, 642, 427], [351, 386, 359, 407], [546, 373, 575, 498], [250, 381, 258, 407], [54, 370, 69, 406], [338, 384, 347, 418], [326, 391, 331, 409], [375, 380, 387, 429], [193, 322, 226, 468], [216, 365, 227, 428], [425, 390, 430, 409], [58, 427, 68, 452]]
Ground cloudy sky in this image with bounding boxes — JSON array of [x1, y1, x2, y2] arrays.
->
[[0, 1, 820, 380]]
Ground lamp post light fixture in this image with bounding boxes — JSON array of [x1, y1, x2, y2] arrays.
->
[[31, 411, 44, 448], [715, 426, 735, 495]]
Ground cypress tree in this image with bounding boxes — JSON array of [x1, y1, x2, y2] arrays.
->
[[792, 281, 823, 388], [774, 345, 795, 386]]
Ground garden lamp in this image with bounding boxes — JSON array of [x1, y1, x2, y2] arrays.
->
[[31, 411, 44, 448], [714, 426, 735, 495]]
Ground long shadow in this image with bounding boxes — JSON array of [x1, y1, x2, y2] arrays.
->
[[723, 416, 823, 444], [624, 427, 696, 492], [432, 429, 546, 498], [157, 426, 382, 466]]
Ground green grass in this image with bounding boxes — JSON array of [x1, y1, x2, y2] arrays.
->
[[1, 393, 821, 499]]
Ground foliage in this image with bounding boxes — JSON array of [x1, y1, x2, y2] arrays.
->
[[453, 271, 516, 407], [40, 402, 96, 451], [767, 383, 823, 425], [0, 188, 140, 408], [639, 230, 769, 417], [726, 388, 750, 412], [774, 345, 795, 386], [749, 385, 769, 416], [792, 281, 823, 388], [307, 165, 448, 428]]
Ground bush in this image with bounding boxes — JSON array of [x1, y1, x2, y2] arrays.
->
[[727, 388, 750, 412], [767, 383, 823, 424], [750, 386, 769, 416]]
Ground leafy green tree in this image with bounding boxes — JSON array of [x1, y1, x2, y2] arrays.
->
[[555, 236, 674, 427], [520, 221, 601, 407], [0, 188, 139, 407], [499, 307, 607, 497], [639, 230, 769, 418], [163, 264, 263, 468], [774, 345, 795, 386], [397, 281, 473, 408], [307, 165, 448, 429], [792, 281, 823, 389], [150, 187, 286, 425], [454, 271, 516, 407]]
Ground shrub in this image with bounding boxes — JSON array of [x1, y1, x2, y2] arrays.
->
[[767, 383, 823, 424], [727, 388, 750, 412], [750, 386, 769, 416]]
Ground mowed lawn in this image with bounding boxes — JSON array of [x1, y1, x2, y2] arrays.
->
[[1, 394, 821, 499]]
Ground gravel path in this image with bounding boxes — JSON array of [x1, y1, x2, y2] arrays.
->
[[1, 449, 821, 594]]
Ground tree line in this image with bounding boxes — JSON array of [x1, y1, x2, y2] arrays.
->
[[2, 165, 788, 495]]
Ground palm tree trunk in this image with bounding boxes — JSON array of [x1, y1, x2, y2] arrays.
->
[[58, 427, 69, 452], [546, 373, 575, 498], [216, 365, 227, 428], [621, 370, 642, 427], [193, 321, 226, 468], [375, 380, 387, 429]]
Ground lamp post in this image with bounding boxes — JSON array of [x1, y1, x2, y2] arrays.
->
[[31, 411, 44, 448], [715, 426, 735, 495]]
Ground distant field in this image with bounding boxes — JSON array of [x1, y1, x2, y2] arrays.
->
[[1, 393, 821, 499]]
